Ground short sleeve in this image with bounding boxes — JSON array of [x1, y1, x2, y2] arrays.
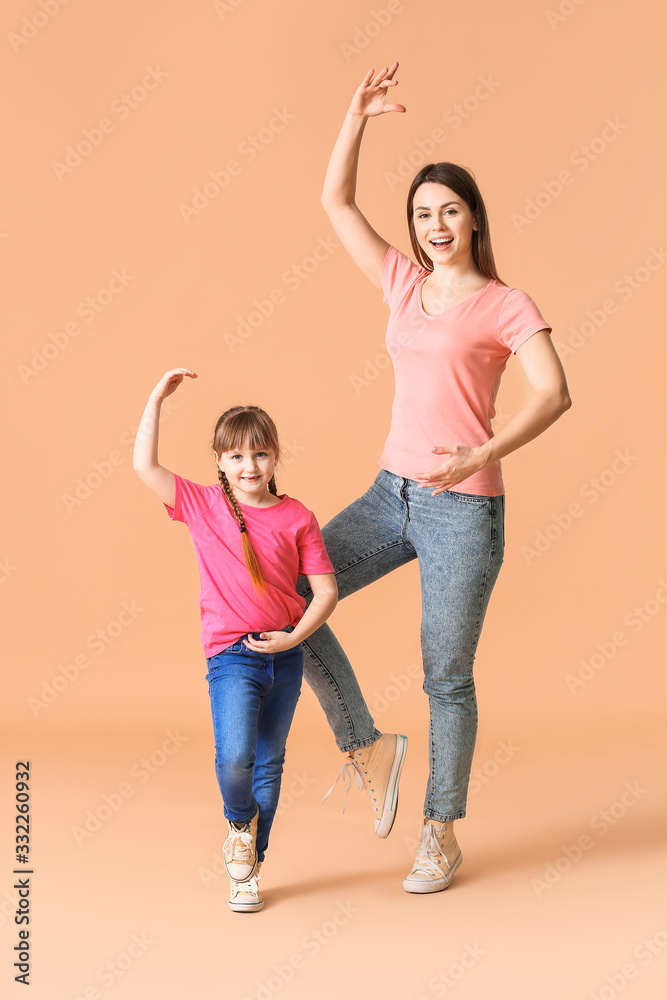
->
[[381, 245, 422, 309], [164, 474, 217, 524], [497, 288, 552, 354], [297, 511, 335, 576]]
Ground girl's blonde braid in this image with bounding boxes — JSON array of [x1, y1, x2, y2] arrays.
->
[[218, 469, 267, 592]]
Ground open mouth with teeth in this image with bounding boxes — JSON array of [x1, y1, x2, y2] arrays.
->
[[429, 237, 454, 250]]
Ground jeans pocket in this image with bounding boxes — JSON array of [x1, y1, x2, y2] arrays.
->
[[207, 642, 245, 669], [446, 490, 493, 505]]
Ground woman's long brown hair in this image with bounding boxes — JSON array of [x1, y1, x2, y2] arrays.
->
[[406, 162, 504, 284]]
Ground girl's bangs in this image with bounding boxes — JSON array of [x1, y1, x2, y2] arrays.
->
[[215, 412, 273, 454]]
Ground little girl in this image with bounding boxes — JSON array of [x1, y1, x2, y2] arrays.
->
[[133, 368, 337, 912]]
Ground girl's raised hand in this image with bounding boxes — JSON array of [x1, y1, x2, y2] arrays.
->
[[349, 62, 406, 118], [151, 368, 198, 400]]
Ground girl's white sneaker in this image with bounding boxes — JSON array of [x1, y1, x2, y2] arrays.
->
[[229, 863, 263, 912], [223, 810, 259, 882]]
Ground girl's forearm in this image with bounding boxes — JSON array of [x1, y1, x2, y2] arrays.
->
[[321, 111, 368, 210], [479, 389, 571, 468], [132, 393, 164, 475], [289, 588, 338, 645]]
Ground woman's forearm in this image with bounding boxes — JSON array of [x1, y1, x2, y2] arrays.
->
[[321, 111, 368, 210], [480, 388, 571, 468]]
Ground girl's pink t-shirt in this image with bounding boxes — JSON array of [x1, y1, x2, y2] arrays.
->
[[379, 246, 552, 495], [164, 475, 334, 657]]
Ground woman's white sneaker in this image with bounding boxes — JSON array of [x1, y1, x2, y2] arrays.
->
[[322, 733, 408, 838], [403, 818, 462, 893]]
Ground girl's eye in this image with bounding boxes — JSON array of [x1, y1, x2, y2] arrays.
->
[[256, 452, 267, 458]]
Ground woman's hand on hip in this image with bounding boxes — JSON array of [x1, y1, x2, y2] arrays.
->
[[414, 444, 489, 495], [348, 62, 406, 118]]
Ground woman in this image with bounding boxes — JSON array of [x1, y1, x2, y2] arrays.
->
[[297, 63, 571, 894]]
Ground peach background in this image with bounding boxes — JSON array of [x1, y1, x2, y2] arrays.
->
[[3, 0, 667, 997]]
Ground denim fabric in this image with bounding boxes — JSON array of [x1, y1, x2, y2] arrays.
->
[[296, 470, 505, 822], [205, 626, 303, 860]]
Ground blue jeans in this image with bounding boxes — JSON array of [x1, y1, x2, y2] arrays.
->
[[205, 627, 303, 861], [296, 470, 505, 822]]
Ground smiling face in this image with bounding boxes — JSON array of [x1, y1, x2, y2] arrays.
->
[[411, 182, 478, 270], [216, 443, 277, 504]]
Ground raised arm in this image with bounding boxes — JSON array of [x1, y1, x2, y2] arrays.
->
[[132, 368, 198, 507], [321, 62, 405, 289]]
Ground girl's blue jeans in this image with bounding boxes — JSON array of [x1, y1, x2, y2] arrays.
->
[[296, 469, 505, 823], [205, 626, 303, 861]]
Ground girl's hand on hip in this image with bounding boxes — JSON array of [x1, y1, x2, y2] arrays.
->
[[151, 368, 197, 401], [349, 62, 406, 118], [415, 444, 488, 495], [243, 631, 297, 654]]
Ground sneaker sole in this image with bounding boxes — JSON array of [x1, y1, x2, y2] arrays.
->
[[228, 899, 264, 912], [402, 851, 463, 893], [374, 734, 408, 839]]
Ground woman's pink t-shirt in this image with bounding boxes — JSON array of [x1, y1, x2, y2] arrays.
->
[[164, 475, 334, 657], [379, 246, 552, 496]]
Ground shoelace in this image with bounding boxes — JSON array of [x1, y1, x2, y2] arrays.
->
[[410, 823, 453, 878], [231, 870, 261, 898], [320, 752, 378, 815], [223, 827, 253, 862]]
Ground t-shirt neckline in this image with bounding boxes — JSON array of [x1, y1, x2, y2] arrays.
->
[[236, 493, 287, 513], [417, 274, 495, 319]]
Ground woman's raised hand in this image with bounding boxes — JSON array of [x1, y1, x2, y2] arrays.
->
[[151, 368, 198, 400], [349, 62, 406, 118]]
